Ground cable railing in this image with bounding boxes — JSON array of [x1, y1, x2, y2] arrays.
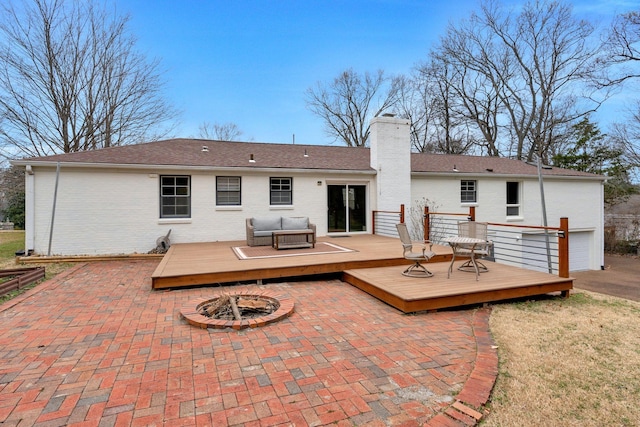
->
[[372, 205, 404, 237], [424, 206, 569, 277], [483, 223, 561, 274]]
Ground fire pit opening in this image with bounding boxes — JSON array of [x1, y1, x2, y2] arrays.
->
[[181, 290, 294, 330], [199, 294, 279, 320]]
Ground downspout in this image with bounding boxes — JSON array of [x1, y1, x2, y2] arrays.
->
[[48, 162, 60, 256], [537, 156, 553, 273], [600, 179, 606, 270], [25, 165, 35, 254]]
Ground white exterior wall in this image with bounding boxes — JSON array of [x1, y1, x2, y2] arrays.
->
[[27, 165, 375, 256], [411, 175, 604, 270], [24, 159, 603, 270]]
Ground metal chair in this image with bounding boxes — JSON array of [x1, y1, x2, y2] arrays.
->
[[396, 223, 436, 278], [452, 221, 492, 279]]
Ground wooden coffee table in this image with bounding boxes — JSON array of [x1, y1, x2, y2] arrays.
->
[[272, 230, 315, 250]]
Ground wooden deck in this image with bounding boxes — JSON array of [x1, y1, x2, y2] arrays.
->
[[343, 262, 572, 313], [151, 234, 440, 288], [151, 234, 573, 312]]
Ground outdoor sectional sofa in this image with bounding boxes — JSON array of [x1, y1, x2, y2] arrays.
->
[[246, 216, 316, 247]]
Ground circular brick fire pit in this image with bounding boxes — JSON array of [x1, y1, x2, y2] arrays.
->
[[180, 289, 294, 330]]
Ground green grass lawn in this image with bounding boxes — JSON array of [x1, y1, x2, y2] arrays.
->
[[0, 230, 25, 260], [0, 231, 73, 303]]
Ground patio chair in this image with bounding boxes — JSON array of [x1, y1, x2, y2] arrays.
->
[[451, 221, 493, 279], [396, 223, 436, 278]]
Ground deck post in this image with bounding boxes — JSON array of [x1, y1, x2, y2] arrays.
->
[[424, 206, 430, 242], [469, 206, 476, 221], [372, 211, 376, 235], [559, 217, 569, 278]]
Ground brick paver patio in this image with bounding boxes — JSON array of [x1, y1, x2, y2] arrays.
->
[[0, 260, 497, 426]]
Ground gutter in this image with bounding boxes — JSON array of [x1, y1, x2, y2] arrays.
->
[[10, 160, 377, 176], [411, 171, 607, 181]]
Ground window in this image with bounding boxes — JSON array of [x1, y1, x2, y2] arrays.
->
[[270, 177, 292, 205], [506, 181, 520, 216], [461, 180, 477, 203], [160, 175, 190, 218], [216, 176, 241, 206]]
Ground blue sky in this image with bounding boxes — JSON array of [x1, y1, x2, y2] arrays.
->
[[120, 0, 638, 145]]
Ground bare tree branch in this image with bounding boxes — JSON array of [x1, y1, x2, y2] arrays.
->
[[428, 0, 606, 161], [305, 68, 399, 147], [198, 122, 243, 141], [0, 0, 177, 158]]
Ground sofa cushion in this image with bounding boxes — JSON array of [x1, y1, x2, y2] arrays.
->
[[282, 217, 309, 230], [252, 217, 282, 232]]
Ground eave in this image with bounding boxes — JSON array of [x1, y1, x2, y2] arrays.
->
[[411, 171, 607, 181], [11, 160, 377, 176]]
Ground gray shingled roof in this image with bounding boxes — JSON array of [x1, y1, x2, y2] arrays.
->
[[18, 139, 373, 171], [411, 153, 600, 177], [16, 138, 601, 178]]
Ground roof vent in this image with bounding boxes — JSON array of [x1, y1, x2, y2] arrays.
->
[[249, 154, 256, 163], [202, 145, 208, 152]]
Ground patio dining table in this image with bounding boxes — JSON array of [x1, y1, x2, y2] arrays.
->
[[443, 236, 488, 280]]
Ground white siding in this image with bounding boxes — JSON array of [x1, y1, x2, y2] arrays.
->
[[28, 165, 374, 256], [411, 175, 603, 270]]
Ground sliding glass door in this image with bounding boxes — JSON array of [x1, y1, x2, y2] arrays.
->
[[327, 184, 367, 233]]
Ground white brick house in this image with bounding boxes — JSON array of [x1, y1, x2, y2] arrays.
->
[[12, 116, 605, 270]]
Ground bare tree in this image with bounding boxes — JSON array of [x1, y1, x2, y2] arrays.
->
[[611, 104, 640, 178], [431, 0, 606, 162], [0, 0, 176, 158], [599, 11, 640, 180], [198, 122, 243, 141], [396, 62, 477, 154], [305, 69, 400, 147], [393, 74, 437, 152], [601, 11, 640, 86], [424, 60, 481, 155]]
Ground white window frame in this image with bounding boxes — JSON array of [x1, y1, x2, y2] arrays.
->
[[216, 176, 241, 206], [160, 175, 191, 218], [506, 181, 521, 217], [270, 177, 293, 205], [461, 180, 477, 203]]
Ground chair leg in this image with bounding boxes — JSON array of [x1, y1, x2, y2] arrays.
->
[[447, 251, 456, 279], [458, 259, 489, 272], [458, 259, 488, 280], [457, 255, 483, 280], [402, 261, 433, 278]]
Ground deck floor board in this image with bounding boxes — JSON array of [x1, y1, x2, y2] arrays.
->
[[152, 234, 573, 312]]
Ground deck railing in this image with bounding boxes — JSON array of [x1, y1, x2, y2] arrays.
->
[[424, 206, 569, 278], [372, 205, 404, 237]]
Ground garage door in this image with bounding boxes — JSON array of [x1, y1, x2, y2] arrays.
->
[[569, 231, 591, 272]]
